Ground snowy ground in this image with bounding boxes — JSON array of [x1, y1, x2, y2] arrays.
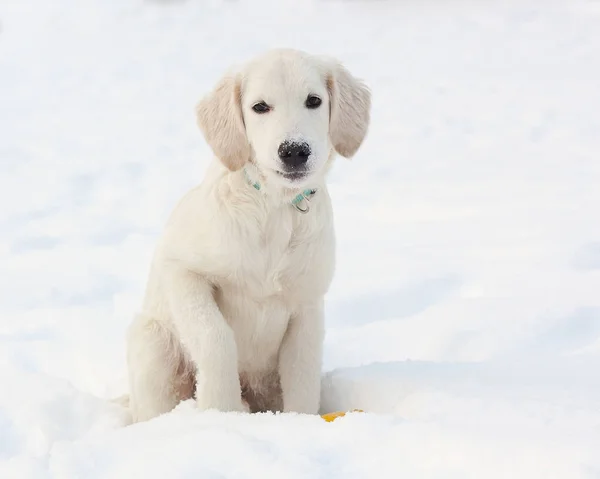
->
[[1, 0, 600, 477]]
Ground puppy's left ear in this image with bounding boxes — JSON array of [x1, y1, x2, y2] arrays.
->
[[326, 60, 371, 158]]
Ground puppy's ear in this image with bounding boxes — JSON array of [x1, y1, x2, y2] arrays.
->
[[196, 73, 250, 171], [326, 61, 371, 158]]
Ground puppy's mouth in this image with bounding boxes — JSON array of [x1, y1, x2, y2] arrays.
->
[[277, 170, 309, 182]]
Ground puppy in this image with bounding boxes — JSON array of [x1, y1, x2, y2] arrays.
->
[[125, 49, 371, 422]]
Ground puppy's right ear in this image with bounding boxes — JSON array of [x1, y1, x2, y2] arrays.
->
[[196, 74, 250, 171]]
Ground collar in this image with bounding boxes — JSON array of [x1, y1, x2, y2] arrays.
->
[[243, 168, 317, 214]]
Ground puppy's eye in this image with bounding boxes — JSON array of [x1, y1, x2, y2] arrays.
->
[[252, 101, 271, 114], [305, 95, 322, 109]]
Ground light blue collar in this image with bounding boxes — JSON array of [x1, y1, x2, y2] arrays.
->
[[243, 169, 317, 214]]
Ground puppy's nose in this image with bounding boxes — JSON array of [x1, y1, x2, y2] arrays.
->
[[278, 141, 311, 168]]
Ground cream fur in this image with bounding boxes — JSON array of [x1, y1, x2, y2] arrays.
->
[[124, 48, 371, 423]]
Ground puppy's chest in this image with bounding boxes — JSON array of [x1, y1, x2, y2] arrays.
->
[[231, 211, 318, 298]]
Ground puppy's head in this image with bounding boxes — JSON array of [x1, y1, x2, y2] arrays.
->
[[196, 49, 371, 189]]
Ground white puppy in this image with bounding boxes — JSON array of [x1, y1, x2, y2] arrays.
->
[[125, 49, 371, 422]]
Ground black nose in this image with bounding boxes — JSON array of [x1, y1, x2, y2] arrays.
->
[[278, 141, 311, 168]]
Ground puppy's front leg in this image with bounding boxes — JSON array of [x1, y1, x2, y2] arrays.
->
[[168, 268, 245, 412], [278, 300, 325, 414]]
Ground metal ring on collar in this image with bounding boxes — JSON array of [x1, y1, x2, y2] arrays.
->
[[294, 200, 310, 214]]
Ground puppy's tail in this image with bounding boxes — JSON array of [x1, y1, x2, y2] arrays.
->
[[110, 394, 130, 408]]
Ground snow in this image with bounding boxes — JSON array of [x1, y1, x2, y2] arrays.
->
[[1, 0, 600, 477]]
